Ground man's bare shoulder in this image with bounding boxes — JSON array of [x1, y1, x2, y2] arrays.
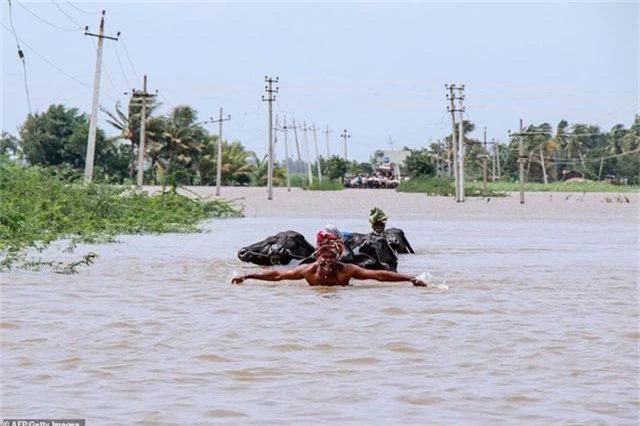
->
[[337, 262, 365, 274]]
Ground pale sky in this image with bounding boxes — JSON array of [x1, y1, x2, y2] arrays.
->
[[2, 1, 638, 162]]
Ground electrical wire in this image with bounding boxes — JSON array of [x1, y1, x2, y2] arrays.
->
[[105, 21, 133, 90], [1, 22, 89, 88], [15, 0, 79, 32], [6, 0, 32, 114], [118, 34, 141, 86], [49, 0, 84, 30], [63, 0, 96, 15]]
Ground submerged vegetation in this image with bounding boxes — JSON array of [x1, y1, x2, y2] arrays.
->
[[0, 159, 241, 273], [397, 177, 638, 196]]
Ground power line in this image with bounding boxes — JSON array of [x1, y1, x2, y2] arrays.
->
[[15, 0, 79, 32], [545, 149, 640, 164], [118, 34, 141, 86], [1, 22, 90, 88], [63, 0, 96, 15], [105, 21, 133, 90], [6, 1, 32, 114], [50, 0, 84, 30]]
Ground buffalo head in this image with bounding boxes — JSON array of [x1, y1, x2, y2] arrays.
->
[[383, 227, 415, 254], [237, 231, 315, 266]]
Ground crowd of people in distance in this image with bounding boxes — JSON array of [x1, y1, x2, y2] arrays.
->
[[343, 172, 400, 189]]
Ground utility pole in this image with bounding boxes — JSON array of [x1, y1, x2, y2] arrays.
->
[[518, 119, 525, 204], [324, 125, 331, 158], [281, 116, 291, 191], [457, 86, 466, 202], [262, 76, 278, 200], [446, 84, 465, 202], [302, 121, 313, 185], [312, 123, 322, 183], [482, 127, 488, 196], [291, 118, 302, 173], [492, 138, 497, 182], [446, 84, 461, 199], [509, 121, 549, 204], [210, 107, 231, 196], [84, 10, 118, 182], [496, 139, 502, 181], [388, 137, 400, 180], [129, 75, 157, 188], [340, 129, 351, 161]]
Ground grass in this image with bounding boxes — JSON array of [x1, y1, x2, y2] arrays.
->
[[474, 180, 639, 193], [0, 160, 241, 273], [398, 177, 639, 196], [307, 180, 344, 191]]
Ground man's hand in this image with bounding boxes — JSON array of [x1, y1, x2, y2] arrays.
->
[[231, 275, 245, 284], [410, 277, 428, 287]]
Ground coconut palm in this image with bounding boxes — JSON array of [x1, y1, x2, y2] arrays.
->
[[101, 97, 162, 179], [199, 138, 255, 186], [150, 105, 207, 184]]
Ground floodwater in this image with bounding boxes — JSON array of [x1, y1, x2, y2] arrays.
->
[[2, 197, 639, 425]]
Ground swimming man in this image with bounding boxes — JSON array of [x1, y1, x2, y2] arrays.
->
[[232, 230, 427, 287]]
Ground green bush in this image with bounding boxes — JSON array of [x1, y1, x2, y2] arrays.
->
[[397, 177, 455, 196], [0, 160, 241, 272], [308, 180, 344, 191]]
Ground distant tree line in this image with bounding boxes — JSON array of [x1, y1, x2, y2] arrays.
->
[[399, 117, 639, 185], [2, 101, 637, 186], [0, 101, 377, 187]]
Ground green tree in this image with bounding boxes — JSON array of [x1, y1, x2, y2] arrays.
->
[[102, 97, 162, 179], [249, 153, 285, 186], [322, 155, 349, 181], [346, 161, 373, 175], [199, 138, 255, 186], [18, 104, 106, 170], [404, 148, 436, 178], [0, 132, 20, 159], [151, 105, 208, 185]]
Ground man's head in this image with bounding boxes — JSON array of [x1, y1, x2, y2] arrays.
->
[[369, 207, 388, 234], [316, 247, 339, 275], [314, 229, 344, 272]]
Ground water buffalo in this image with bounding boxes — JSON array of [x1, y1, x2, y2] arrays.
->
[[237, 229, 406, 272], [383, 227, 414, 254], [343, 232, 398, 271], [237, 230, 315, 266]]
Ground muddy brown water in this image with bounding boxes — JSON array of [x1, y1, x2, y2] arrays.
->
[[2, 188, 638, 425]]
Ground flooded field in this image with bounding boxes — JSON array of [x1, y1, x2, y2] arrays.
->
[[2, 188, 638, 425]]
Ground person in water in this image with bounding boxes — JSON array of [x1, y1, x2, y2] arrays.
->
[[369, 206, 388, 235], [231, 229, 427, 287]]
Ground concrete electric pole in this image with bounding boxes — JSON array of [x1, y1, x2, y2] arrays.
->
[[262, 76, 278, 200], [128, 75, 157, 188], [324, 125, 331, 158], [302, 121, 313, 186], [210, 107, 231, 196], [446, 84, 465, 202], [340, 129, 351, 161], [311, 123, 322, 183], [84, 11, 119, 182]]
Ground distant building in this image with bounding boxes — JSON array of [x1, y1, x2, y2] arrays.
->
[[373, 149, 411, 172]]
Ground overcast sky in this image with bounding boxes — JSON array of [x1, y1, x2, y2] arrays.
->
[[2, 1, 638, 162]]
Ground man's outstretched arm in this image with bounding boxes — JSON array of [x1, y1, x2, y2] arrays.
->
[[231, 264, 307, 284], [347, 264, 427, 286]]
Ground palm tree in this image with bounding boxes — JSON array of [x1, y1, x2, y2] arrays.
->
[[523, 123, 552, 183], [150, 105, 207, 184], [101, 97, 161, 179], [607, 124, 626, 155], [198, 137, 255, 186], [565, 124, 590, 172], [620, 116, 640, 152]]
